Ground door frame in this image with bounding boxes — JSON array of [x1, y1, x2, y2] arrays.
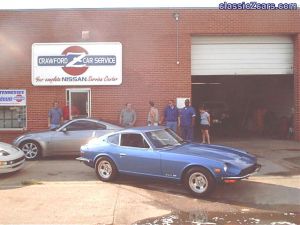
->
[[65, 88, 91, 119]]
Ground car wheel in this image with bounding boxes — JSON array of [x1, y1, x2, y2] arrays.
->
[[95, 157, 117, 182], [20, 141, 41, 160], [184, 167, 216, 197]]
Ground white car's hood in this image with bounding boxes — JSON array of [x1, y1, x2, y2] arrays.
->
[[0, 142, 24, 160]]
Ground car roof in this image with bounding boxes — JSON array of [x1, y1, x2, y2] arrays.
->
[[64, 118, 122, 129]]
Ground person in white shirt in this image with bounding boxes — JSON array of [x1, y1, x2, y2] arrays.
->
[[199, 106, 211, 144]]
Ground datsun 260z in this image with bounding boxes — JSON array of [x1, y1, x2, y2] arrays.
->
[[77, 127, 260, 197]]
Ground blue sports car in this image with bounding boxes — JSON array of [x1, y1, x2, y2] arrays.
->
[[77, 126, 260, 197]]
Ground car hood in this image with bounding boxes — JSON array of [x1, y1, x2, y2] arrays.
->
[[166, 143, 256, 163], [0, 142, 24, 159]]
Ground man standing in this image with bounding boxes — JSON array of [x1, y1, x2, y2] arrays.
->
[[119, 103, 137, 127], [179, 99, 196, 141], [147, 101, 159, 126], [48, 101, 63, 130], [161, 100, 179, 132]]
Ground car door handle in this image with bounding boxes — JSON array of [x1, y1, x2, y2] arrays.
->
[[119, 153, 127, 157]]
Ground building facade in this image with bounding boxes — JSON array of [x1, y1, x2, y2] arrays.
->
[[0, 9, 299, 142]]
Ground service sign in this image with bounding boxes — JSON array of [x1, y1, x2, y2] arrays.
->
[[32, 42, 122, 86], [0, 90, 26, 106]]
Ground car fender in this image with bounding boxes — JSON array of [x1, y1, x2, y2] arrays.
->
[[93, 153, 118, 170], [180, 163, 219, 182]]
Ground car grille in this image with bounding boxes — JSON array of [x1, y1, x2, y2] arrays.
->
[[239, 164, 260, 177], [7, 156, 25, 166]]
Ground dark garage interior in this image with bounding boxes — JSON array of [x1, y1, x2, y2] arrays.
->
[[192, 75, 294, 140]]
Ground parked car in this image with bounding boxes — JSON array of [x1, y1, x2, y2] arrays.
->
[[13, 118, 122, 160], [77, 126, 260, 197], [0, 142, 25, 174]]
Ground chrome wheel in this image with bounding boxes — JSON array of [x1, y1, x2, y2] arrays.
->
[[21, 142, 40, 160], [189, 172, 208, 194], [184, 167, 215, 197], [97, 160, 113, 179]]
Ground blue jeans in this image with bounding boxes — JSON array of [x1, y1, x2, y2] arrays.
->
[[50, 124, 60, 130], [166, 121, 177, 132], [181, 126, 193, 141]]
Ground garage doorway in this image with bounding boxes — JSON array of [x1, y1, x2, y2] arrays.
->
[[192, 75, 294, 138], [65, 89, 91, 120], [191, 36, 294, 139]]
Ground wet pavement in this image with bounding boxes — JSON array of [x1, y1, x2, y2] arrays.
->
[[133, 211, 299, 225]]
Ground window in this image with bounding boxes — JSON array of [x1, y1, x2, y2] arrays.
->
[[107, 134, 119, 145], [66, 120, 102, 131], [95, 122, 106, 130], [0, 90, 27, 130], [145, 128, 183, 148], [120, 133, 150, 149], [0, 106, 26, 129]]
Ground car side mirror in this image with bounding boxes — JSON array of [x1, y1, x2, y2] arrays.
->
[[61, 127, 68, 133]]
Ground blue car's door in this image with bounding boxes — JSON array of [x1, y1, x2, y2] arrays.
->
[[114, 133, 161, 176]]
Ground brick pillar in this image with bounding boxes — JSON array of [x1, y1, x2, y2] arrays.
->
[[294, 34, 300, 141]]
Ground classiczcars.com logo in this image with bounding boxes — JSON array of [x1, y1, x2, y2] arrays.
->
[[37, 46, 116, 76]]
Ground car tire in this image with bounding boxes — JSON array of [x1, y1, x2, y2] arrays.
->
[[20, 141, 41, 160], [95, 157, 118, 182], [184, 167, 216, 197]]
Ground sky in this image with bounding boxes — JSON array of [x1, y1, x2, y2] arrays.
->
[[0, 0, 299, 10]]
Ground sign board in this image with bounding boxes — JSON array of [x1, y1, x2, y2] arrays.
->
[[32, 42, 122, 86], [0, 90, 26, 106], [176, 97, 190, 109]]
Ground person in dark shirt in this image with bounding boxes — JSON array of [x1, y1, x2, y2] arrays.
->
[[160, 100, 179, 132], [179, 99, 196, 141]]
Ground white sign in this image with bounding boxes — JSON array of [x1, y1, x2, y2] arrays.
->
[[0, 90, 26, 106], [32, 42, 122, 86], [176, 97, 190, 109]]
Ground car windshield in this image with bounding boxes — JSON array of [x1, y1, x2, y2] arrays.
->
[[145, 128, 185, 149]]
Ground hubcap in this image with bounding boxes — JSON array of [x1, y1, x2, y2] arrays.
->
[[22, 143, 38, 159], [98, 160, 112, 179], [189, 172, 208, 194]]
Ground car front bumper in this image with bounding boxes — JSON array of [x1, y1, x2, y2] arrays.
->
[[222, 164, 261, 180], [0, 156, 26, 174], [76, 157, 90, 163]]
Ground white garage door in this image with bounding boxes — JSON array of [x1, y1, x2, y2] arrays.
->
[[191, 36, 293, 76]]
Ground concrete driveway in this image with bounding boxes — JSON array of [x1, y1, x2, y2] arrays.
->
[[0, 138, 299, 224]]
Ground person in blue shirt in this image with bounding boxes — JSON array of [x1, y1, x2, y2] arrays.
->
[[48, 101, 63, 130], [160, 100, 179, 132], [179, 99, 196, 141]]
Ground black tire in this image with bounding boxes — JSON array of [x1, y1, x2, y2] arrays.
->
[[184, 167, 216, 197], [95, 157, 118, 182], [20, 141, 41, 160]]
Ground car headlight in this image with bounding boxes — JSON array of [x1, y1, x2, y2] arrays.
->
[[0, 161, 8, 166], [0, 150, 10, 156], [224, 163, 228, 172]]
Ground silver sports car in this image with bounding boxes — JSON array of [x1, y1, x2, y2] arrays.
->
[[13, 118, 122, 160]]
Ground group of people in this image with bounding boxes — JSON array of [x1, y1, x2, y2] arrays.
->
[[48, 99, 211, 143], [119, 99, 211, 144]]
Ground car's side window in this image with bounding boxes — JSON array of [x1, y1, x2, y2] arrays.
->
[[107, 134, 119, 145], [95, 122, 106, 130], [66, 120, 96, 131], [120, 133, 150, 149]]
